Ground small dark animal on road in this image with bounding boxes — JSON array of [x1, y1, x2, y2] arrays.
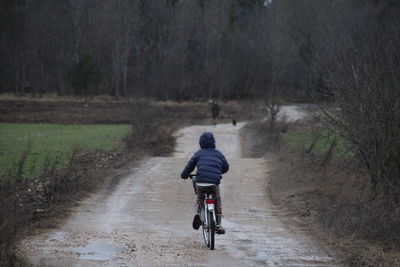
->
[[232, 119, 236, 126]]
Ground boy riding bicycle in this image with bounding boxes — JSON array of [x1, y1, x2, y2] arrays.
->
[[181, 132, 229, 234]]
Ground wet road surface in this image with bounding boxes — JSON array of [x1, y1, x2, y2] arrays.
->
[[19, 115, 339, 266]]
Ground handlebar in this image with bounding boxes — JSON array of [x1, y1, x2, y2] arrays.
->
[[189, 174, 197, 195]]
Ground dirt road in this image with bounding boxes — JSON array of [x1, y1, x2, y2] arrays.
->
[[19, 119, 338, 266]]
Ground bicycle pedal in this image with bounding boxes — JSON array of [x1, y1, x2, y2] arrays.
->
[[217, 229, 225, 235]]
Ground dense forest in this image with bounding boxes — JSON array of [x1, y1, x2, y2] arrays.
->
[[1, 1, 399, 191], [1, 0, 398, 101]]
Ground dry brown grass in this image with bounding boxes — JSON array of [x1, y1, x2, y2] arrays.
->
[[0, 129, 175, 266], [269, 149, 400, 266], [0, 98, 257, 125], [242, 118, 400, 266], [0, 98, 254, 266], [0, 149, 126, 267], [240, 119, 291, 158]]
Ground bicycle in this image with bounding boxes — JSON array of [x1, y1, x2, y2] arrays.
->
[[189, 174, 217, 250]]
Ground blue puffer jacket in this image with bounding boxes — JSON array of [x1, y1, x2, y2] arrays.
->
[[181, 132, 229, 184]]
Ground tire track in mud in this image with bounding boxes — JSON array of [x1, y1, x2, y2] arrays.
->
[[19, 118, 339, 266]]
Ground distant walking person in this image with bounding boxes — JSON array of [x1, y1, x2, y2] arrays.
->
[[211, 100, 220, 124]]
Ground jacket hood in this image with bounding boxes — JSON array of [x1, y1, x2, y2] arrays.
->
[[199, 132, 215, 149]]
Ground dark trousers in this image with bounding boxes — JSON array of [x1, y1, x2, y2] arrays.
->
[[195, 184, 222, 215]]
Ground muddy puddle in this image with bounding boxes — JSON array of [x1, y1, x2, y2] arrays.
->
[[70, 241, 122, 261]]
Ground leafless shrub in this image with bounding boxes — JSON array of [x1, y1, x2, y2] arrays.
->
[[262, 121, 400, 265], [126, 99, 177, 156], [129, 99, 156, 137], [0, 147, 87, 266], [316, 38, 400, 195], [15, 145, 32, 182], [263, 99, 281, 131], [305, 138, 318, 154], [241, 117, 293, 158], [319, 138, 337, 168], [41, 154, 65, 204]]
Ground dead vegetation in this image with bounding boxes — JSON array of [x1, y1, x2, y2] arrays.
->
[[0, 98, 255, 125], [0, 99, 204, 266], [0, 98, 254, 266], [240, 119, 289, 158], [242, 116, 400, 266], [0, 149, 126, 267]]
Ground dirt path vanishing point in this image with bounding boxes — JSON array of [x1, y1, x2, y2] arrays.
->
[[19, 114, 339, 266]]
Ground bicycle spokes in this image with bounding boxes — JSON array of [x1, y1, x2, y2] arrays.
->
[[201, 196, 216, 250]]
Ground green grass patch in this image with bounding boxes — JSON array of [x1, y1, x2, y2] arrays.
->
[[0, 123, 131, 179], [282, 130, 352, 157]]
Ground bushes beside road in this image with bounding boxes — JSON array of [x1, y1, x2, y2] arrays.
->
[[0, 123, 132, 266], [0, 98, 252, 266], [242, 113, 400, 266]]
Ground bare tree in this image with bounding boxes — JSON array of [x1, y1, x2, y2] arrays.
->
[[317, 19, 400, 194]]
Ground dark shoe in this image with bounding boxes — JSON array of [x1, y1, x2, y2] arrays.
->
[[216, 226, 225, 235], [192, 214, 201, 230], [216, 214, 225, 234]]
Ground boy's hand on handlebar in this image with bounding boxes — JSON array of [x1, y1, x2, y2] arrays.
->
[[182, 174, 195, 180]]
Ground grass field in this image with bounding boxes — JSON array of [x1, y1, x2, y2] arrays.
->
[[282, 130, 351, 157], [0, 123, 131, 179]]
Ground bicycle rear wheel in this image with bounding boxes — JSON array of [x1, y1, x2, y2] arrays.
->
[[208, 211, 215, 250]]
